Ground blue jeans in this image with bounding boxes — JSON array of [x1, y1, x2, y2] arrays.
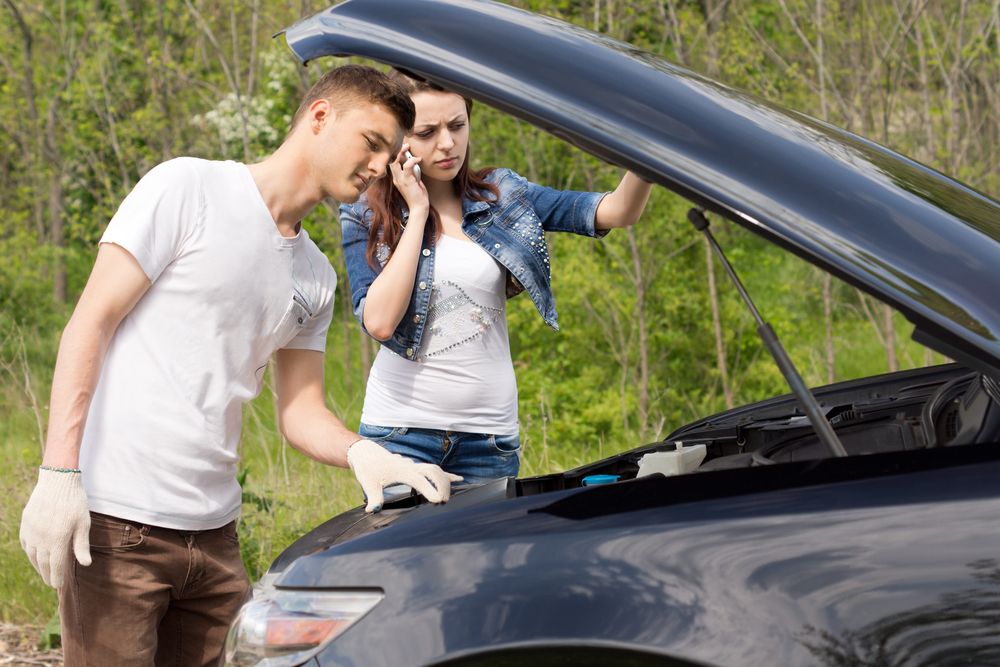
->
[[358, 423, 521, 486]]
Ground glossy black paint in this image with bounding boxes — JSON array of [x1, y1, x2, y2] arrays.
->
[[284, 0, 1000, 376], [266, 358, 1000, 666], [277, 445, 1000, 667]]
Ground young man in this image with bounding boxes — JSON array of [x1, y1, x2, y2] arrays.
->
[[19, 64, 461, 667]]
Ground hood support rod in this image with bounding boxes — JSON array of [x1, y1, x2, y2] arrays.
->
[[688, 208, 848, 458]]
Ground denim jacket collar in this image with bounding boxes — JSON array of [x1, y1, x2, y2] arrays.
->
[[463, 198, 491, 218]]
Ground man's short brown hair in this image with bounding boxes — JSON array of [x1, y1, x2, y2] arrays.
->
[[290, 64, 415, 133]]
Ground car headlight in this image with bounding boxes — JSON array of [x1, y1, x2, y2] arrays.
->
[[221, 588, 384, 667]]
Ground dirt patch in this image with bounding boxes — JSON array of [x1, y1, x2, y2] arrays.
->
[[0, 625, 63, 666]]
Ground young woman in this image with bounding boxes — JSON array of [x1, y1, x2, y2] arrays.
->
[[340, 71, 653, 486]]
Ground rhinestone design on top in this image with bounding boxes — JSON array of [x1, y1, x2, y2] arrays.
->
[[505, 219, 550, 299], [420, 280, 504, 358]]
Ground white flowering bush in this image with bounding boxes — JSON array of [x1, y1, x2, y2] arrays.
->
[[193, 47, 301, 159], [193, 94, 278, 153]]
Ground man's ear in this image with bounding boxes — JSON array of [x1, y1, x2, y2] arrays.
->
[[308, 98, 332, 133]]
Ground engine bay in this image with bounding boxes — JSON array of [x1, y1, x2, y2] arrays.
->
[[265, 363, 1000, 571], [516, 363, 1000, 495]]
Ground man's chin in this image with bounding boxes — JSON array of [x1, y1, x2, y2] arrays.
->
[[335, 188, 363, 204]]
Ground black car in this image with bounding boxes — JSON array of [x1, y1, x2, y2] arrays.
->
[[221, 1, 1000, 665]]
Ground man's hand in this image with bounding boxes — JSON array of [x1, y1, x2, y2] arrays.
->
[[20, 468, 92, 588], [348, 440, 463, 513], [272, 351, 461, 506]]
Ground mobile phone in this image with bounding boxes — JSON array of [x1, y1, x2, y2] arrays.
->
[[404, 150, 421, 181]]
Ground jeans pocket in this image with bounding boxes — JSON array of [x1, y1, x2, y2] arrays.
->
[[220, 520, 240, 545], [359, 423, 401, 446], [89, 513, 148, 553], [490, 433, 522, 456]]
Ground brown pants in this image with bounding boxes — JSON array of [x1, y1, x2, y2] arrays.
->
[[59, 512, 250, 667]]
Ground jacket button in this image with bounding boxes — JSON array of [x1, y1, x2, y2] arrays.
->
[[422, 249, 430, 256], [413, 315, 421, 323], [406, 348, 414, 357], [419, 281, 427, 290], [494, 243, 500, 248]]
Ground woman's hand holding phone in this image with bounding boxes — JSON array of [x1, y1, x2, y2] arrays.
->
[[364, 142, 432, 337], [390, 143, 425, 208]]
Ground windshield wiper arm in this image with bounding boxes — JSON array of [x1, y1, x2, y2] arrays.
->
[[688, 208, 848, 458]]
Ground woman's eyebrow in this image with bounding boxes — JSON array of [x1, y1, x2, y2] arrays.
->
[[415, 115, 467, 129]]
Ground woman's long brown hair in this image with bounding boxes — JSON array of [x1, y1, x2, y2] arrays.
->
[[364, 70, 500, 270]]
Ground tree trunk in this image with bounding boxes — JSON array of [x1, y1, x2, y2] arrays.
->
[[882, 303, 899, 373], [945, 0, 968, 176], [514, 121, 538, 184], [823, 272, 834, 384], [663, 0, 688, 66], [628, 228, 649, 437], [816, 0, 827, 121], [702, 0, 721, 77], [579, 293, 632, 434], [706, 235, 733, 409], [817, 0, 834, 384], [620, 360, 629, 433], [992, 0, 1000, 196], [915, 21, 935, 166]]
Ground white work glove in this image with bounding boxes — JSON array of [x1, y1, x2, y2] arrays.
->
[[347, 440, 463, 513], [20, 467, 92, 588]]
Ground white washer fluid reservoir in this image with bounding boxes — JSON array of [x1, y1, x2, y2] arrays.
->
[[637, 442, 707, 478]]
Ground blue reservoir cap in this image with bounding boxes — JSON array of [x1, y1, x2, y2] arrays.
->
[[581, 474, 620, 486]]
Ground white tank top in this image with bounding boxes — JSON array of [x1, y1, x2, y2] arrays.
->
[[361, 234, 519, 434]]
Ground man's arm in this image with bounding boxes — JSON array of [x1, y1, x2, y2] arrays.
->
[[43, 242, 152, 468], [274, 348, 358, 467], [275, 348, 461, 511], [21, 241, 151, 588]]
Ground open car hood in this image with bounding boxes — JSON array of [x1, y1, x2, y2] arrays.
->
[[284, 0, 1000, 377]]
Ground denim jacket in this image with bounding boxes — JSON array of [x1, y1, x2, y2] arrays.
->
[[340, 168, 608, 360]]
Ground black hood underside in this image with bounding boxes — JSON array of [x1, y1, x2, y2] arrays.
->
[[284, 0, 1000, 378]]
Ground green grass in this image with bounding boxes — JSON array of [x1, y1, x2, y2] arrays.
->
[[1, 323, 59, 625]]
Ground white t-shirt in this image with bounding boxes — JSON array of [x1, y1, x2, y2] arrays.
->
[[362, 234, 518, 434], [82, 157, 337, 530]]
